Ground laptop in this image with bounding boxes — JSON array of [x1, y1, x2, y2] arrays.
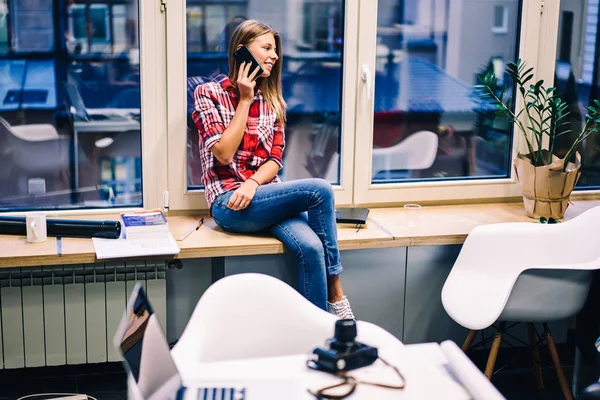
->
[[113, 284, 301, 400], [63, 76, 129, 123]]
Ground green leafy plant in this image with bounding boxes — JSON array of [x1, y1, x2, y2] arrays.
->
[[476, 59, 600, 171]]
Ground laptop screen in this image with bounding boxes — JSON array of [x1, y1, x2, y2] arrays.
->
[[63, 76, 90, 121], [116, 284, 153, 381], [114, 283, 181, 400], [114, 284, 286, 400]]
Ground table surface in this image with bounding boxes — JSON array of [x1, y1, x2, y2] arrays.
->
[[368, 200, 600, 246], [1, 199, 598, 268], [176, 343, 471, 400]]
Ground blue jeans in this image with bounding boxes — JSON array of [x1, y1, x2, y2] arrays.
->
[[211, 178, 343, 311]]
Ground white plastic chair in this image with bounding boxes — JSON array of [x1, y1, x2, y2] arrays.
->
[[371, 130, 438, 179], [324, 130, 439, 182], [171, 273, 404, 372], [0, 117, 70, 189], [442, 205, 600, 400]]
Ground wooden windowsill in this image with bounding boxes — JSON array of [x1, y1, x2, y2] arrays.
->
[[0, 199, 598, 268]]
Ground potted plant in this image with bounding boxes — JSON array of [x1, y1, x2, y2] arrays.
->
[[476, 59, 600, 219]]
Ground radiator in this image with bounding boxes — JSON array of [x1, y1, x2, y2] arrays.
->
[[0, 261, 167, 369]]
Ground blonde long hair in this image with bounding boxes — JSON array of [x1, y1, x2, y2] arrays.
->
[[228, 20, 286, 126]]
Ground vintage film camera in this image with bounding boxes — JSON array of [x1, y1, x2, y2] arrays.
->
[[311, 319, 378, 373]]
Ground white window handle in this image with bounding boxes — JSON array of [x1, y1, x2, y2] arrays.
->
[[361, 64, 372, 102]]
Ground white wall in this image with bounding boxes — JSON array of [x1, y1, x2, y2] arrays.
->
[[446, 0, 519, 85]]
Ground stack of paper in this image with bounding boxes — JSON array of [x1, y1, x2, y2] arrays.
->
[[121, 209, 170, 239], [92, 209, 180, 259], [92, 235, 180, 260]]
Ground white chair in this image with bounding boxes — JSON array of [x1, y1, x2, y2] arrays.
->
[[171, 273, 404, 372], [442, 205, 600, 400], [0, 117, 70, 191], [324, 130, 439, 182], [371, 130, 438, 179]]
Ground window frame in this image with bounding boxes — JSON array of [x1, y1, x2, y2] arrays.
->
[[165, 0, 599, 213], [351, 0, 562, 207], [166, 0, 359, 211], [0, 0, 166, 216]]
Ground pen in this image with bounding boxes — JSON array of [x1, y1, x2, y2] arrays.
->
[[56, 236, 63, 256], [177, 218, 204, 241]]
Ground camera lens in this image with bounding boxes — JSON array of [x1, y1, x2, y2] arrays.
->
[[334, 319, 357, 343]]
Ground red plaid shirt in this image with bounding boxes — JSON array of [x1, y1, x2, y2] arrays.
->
[[192, 76, 285, 210]]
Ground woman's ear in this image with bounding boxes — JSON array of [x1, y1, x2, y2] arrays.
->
[[235, 44, 243, 51]]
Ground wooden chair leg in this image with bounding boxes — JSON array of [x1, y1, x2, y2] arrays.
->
[[545, 324, 574, 400], [527, 323, 544, 389], [462, 330, 478, 352], [484, 329, 503, 379]]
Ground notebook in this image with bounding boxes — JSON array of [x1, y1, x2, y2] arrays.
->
[[113, 284, 299, 400], [335, 208, 370, 226]]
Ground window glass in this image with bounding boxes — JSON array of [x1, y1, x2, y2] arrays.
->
[[370, 0, 520, 184], [554, 0, 600, 189], [185, 0, 344, 188], [9, 0, 54, 52], [0, 0, 7, 54], [0, 0, 141, 211], [493, 6, 508, 33]]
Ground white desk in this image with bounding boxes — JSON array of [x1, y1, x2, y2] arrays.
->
[[73, 108, 140, 188], [175, 344, 473, 400]]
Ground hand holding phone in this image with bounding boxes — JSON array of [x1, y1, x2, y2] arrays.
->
[[233, 45, 264, 80]]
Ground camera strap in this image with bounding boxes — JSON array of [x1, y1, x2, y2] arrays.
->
[[306, 356, 405, 400]]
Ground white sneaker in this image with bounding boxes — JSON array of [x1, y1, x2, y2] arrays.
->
[[327, 296, 355, 320]]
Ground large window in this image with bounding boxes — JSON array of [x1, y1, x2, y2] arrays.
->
[[349, 0, 542, 206], [0, 1, 589, 214], [167, 0, 562, 210], [554, 0, 600, 189], [172, 0, 353, 209], [369, 0, 520, 184], [0, 0, 142, 211]]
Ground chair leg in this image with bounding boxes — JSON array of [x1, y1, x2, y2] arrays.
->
[[544, 324, 574, 400], [527, 323, 544, 389], [462, 330, 478, 352], [572, 346, 582, 398], [484, 328, 503, 379]]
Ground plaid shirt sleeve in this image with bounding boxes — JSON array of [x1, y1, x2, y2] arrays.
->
[[192, 84, 226, 150], [267, 117, 286, 168]]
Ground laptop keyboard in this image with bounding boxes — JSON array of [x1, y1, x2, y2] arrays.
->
[[178, 386, 246, 400]]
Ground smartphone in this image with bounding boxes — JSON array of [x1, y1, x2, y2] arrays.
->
[[233, 45, 264, 80]]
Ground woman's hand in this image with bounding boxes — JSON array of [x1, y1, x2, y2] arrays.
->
[[227, 179, 260, 210], [237, 62, 261, 102]]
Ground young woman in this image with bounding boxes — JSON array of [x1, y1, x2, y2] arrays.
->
[[192, 20, 354, 319]]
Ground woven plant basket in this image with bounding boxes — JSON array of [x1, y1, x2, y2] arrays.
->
[[513, 151, 581, 219]]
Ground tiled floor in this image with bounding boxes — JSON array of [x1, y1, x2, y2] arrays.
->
[[0, 348, 598, 400]]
